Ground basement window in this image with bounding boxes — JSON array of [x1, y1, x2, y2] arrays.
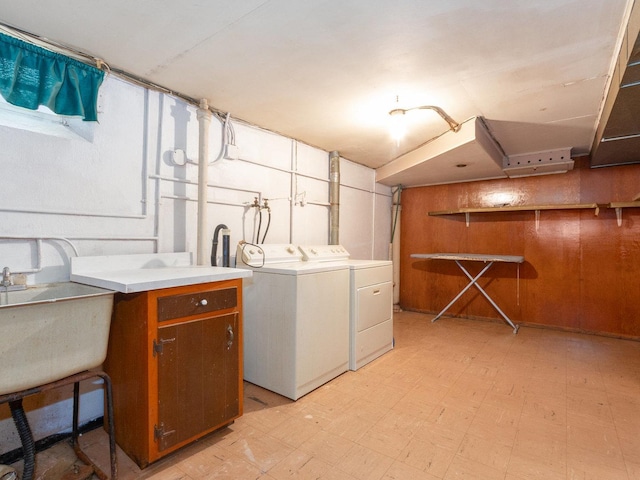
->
[[0, 94, 97, 140], [0, 31, 104, 138]]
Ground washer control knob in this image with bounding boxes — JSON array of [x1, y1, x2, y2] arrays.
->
[[311, 248, 317, 255], [287, 246, 295, 254]]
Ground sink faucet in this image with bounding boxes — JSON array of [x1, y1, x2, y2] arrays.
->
[[2, 267, 12, 287]]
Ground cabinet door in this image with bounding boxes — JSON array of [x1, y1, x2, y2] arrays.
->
[[155, 312, 239, 452]]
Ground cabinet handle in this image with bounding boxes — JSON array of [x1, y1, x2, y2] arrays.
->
[[227, 324, 234, 349], [373, 289, 381, 295], [153, 337, 176, 356], [199, 299, 208, 306]]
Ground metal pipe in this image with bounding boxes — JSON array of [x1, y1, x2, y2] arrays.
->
[[0, 206, 145, 219], [391, 187, 402, 306], [161, 194, 250, 208], [0, 238, 53, 275], [196, 99, 212, 265], [65, 236, 158, 242], [148, 174, 262, 197], [329, 151, 340, 245], [236, 155, 330, 183]]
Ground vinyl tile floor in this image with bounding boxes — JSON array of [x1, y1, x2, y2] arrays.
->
[[13, 311, 640, 479]]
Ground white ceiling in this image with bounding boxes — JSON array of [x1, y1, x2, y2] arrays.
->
[[0, 0, 632, 184]]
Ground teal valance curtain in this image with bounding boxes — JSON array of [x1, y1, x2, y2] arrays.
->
[[0, 32, 104, 121]]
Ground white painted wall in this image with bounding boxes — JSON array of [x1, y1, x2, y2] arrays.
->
[[0, 75, 391, 452]]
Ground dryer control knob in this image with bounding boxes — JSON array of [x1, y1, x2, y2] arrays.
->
[[287, 246, 295, 254]]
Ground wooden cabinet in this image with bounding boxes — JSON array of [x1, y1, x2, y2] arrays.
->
[[104, 279, 243, 469]]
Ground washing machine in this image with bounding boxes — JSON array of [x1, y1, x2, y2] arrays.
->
[[235, 243, 350, 400], [298, 245, 393, 371]]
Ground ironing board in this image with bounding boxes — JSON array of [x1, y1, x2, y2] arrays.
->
[[410, 253, 524, 334]]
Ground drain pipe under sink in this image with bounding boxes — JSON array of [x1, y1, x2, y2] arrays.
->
[[9, 400, 34, 480]]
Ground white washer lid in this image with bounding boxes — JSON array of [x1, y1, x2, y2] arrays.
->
[[239, 260, 349, 275]]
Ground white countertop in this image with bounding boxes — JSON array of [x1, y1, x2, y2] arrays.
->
[[70, 253, 252, 293]]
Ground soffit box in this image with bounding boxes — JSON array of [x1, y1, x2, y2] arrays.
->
[[503, 148, 574, 178], [591, 2, 640, 167], [375, 117, 507, 187]]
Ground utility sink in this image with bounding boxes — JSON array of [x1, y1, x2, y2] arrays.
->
[[0, 283, 114, 396]]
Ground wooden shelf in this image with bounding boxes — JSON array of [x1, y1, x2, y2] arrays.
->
[[428, 203, 600, 216], [428, 201, 640, 228], [607, 201, 640, 209], [428, 202, 604, 230]]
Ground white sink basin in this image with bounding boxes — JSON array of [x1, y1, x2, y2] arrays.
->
[[0, 283, 114, 396]]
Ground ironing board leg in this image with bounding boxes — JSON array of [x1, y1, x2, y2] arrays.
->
[[433, 260, 519, 334], [433, 261, 493, 322], [456, 260, 519, 334]]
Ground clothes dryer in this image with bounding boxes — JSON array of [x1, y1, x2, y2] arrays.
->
[[298, 245, 393, 370]]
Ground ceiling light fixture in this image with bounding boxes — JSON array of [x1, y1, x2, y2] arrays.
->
[[388, 105, 461, 142]]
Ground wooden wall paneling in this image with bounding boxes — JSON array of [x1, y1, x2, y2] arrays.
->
[[580, 208, 640, 336], [579, 209, 621, 334], [619, 208, 640, 336], [522, 210, 582, 329], [399, 160, 640, 337]]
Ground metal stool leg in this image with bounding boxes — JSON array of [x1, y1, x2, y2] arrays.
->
[[0, 370, 118, 480], [72, 373, 118, 480]]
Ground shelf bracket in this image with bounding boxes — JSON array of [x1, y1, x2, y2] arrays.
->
[[465, 212, 470, 227], [535, 209, 540, 231], [615, 207, 622, 227]]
